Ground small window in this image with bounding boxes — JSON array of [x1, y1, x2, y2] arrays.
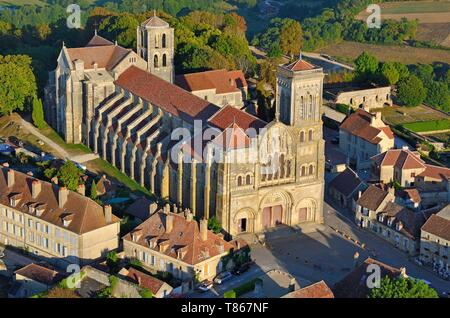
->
[[237, 176, 243, 187], [246, 175, 251, 185], [301, 166, 306, 176], [162, 33, 167, 48], [308, 130, 313, 142], [309, 165, 314, 175], [300, 131, 305, 143], [162, 54, 167, 67], [154, 55, 159, 68]]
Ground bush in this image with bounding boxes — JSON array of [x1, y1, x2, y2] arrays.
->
[[224, 278, 262, 298], [139, 288, 153, 298], [224, 290, 236, 298], [335, 103, 352, 115]]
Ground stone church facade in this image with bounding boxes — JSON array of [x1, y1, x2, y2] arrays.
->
[[44, 15, 325, 237]]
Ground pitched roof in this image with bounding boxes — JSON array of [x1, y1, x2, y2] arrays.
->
[[284, 58, 317, 72], [208, 105, 266, 132], [377, 202, 427, 239], [282, 281, 334, 298], [141, 15, 170, 28], [329, 168, 363, 198], [175, 69, 247, 94], [422, 214, 450, 241], [96, 175, 116, 196], [356, 184, 390, 211], [333, 258, 403, 298], [115, 66, 220, 123], [66, 36, 131, 71], [372, 149, 425, 170], [340, 109, 394, 145], [122, 211, 233, 265], [15, 263, 64, 286], [125, 197, 154, 221], [398, 188, 421, 204], [0, 168, 119, 234], [417, 164, 450, 181], [120, 267, 168, 294], [211, 123, 251, 150]]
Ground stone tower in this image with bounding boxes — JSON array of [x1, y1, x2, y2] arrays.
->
[[137, 12, 174, 83]]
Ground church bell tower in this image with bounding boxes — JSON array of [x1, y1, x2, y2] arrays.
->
[[137, 12, 175, 83]]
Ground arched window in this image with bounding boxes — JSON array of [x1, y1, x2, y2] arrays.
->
[[279, 154, 285, 178], [155, 35, 159, 48], [309, 164, 314, 175], [308, 129, 313, 142], [154, 55, 159, 68], [301, 166, 306, 176], [286, 161, 291, 177], [246, 174, 251, 185], [162, 34, 167, 48], [237, 176, 243, 187], [300, 131, 305, 143], [162, 54, 167, 67]]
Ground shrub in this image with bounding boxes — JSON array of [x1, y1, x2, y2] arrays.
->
[[139, 288, 153, 298], [335, 103, 352, 115], [224, 278, 262, 298], [224, 290, 236, 298]]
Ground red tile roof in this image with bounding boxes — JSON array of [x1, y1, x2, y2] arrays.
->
[[422, 214, 450, 241], [115, 66, 220, 123], [122, 267, 167, 294], [208, 105, 266, 132], [86, 34, 114, 47], [141, 15, 170, 28], [377, 202, 426, 239], [284, 58, 317, 72], [372, 149, 426, 171], [15, 263, 64, 286], [175, 69, 247, 94], [211, 123, 251, 150], [340, 109, 394, 145], [356, 184, 390, 211], [418, 164, 450, 181], [398, 188, 421, 204], [282, 281, 334, 298]]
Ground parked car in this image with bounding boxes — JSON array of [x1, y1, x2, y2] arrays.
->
[[214, 271, 233, 284], [233, 263, 251, 275], [197, 280, 213, 292]]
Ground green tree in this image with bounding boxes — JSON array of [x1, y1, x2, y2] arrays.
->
[[355, 51, 379, 81], [397, 75, 427, 107], [393, 62, 410, 81], [369, 276, 438, 298], [425, 81, 450, 111], [90, 180, 98, 200], [380, 62, 400, 85], [208, 216, 222, 234], [106, 251, 119, 273], [57, 161, 83, 191], [32, 97, 46, 129], [279, 19, 302, 58], [0, 55, 37, 115], [139, 288, 153, 298]]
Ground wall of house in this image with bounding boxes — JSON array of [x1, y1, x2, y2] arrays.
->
[[420, 230, 450, 271], [79, 222, 120, 263], [336, 86, 392, 110]]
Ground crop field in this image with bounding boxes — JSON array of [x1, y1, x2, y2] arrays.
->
[[403, 119, 450, 133], [373, 104, 450, 126]]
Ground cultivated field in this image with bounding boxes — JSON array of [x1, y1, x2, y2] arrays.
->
[[357, 1, 450, 46], [319, 41, 450, 64], [372, 104, 450, 126], [403, 119, 450, 133]]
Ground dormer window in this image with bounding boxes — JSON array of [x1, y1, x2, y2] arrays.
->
[[387, 217, 395, 227], [63, 219, 72, 228]]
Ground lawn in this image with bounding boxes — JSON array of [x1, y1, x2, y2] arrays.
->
[[319, 41, 450, 64], [381, 1, 450, 14], [373, 105, 450, 126], [403, 119, 450, 133]]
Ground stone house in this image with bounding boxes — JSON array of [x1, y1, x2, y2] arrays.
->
[[354, 184, 395, 226], [0, 167, 121, 269], [339, 109, 394, 169], [328, 168, 365, 208], [118, 266, 173, 298]]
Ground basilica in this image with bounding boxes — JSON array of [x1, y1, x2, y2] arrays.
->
[[44, 14, 325, 237]]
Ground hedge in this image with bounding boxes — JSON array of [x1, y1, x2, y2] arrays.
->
[[335, 103, 352, 115], [223, 278, 263, 298]]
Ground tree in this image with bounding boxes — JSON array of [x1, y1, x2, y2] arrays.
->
[[90, 180, 98, 200], [0, 55, 37, 115], [106, 251, 119, 273], [380, 62, 400, 86], [355, 51, 379, 81], [32, 97, 46, 129], [57, 161, 83, 191], [425, 81, 450, 111], [208, 216, 222, 234], [139, 288, 153, 298], [393, 62, 410, 81], [397, 75, 427, 107], [369, 276, 438, 298], [279, 19, 302, 58]]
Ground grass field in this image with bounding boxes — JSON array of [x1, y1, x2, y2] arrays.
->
[[373, 104, 450, 126], [0, 0, 46, 6], [319, 41, 450, 64], [403, 119, 450, 132]]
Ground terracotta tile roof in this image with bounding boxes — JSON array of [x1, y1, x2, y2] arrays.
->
[[115, 66, 220, 123], [141, 15, 169, 28], [121, 267, 167, 294], [333, 258, 403, 298], [284, 58, 317, 72], [340, 109, 394, 145], [208, 105, 266, 132], [356, 184, 390, 211], [211, 123, 251, 150], [123, 211, 233, 265], [377, 202, 426, 239], [15, 263, 64, 286], [175, 69, 247, 94], [422, 214, 450, 241], [86, 34, 114, 47], [417, 164, 450, 181], [329, 168, 363, 198], [66, 42, 131, 71], [0, 168, 120, 234], [96, 175, 116, 196], [372, 148, 425, 170], [282, 281, 334, 298], [398, 188, 421, 204], [125, 197, 153, 221]]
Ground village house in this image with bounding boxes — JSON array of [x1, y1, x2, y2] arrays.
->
[[281, 280, 334, 298], [339, 109, 394, 169], [175, 69, 248, 108], [122, 208, 236, 293], [0, 167, 121, 269], [328, 168, 365, 209], [354, 184, 395, 227], [420, 205, 450, 278], [118, 266, 173, 298], [395, 188, 422, 211]]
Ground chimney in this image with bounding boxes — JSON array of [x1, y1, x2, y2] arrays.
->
[[165, 214, 174, 233], [399, 267, 407, 278], [164, 203, 170, 213], [289, 278, 296, 292], [77, 184, 85, 196], [7, 169, 14, 188], [200, 219, 208, 241], [2, 162, 9, 167], [51, 176, 58, 185], [31, 180, 42, 199], [58, 187, 69, 208], [185, 210, 194, 222], [149, 202, 158, 216], [358, 190, 362, 199], [104, 205, 112, 223]]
